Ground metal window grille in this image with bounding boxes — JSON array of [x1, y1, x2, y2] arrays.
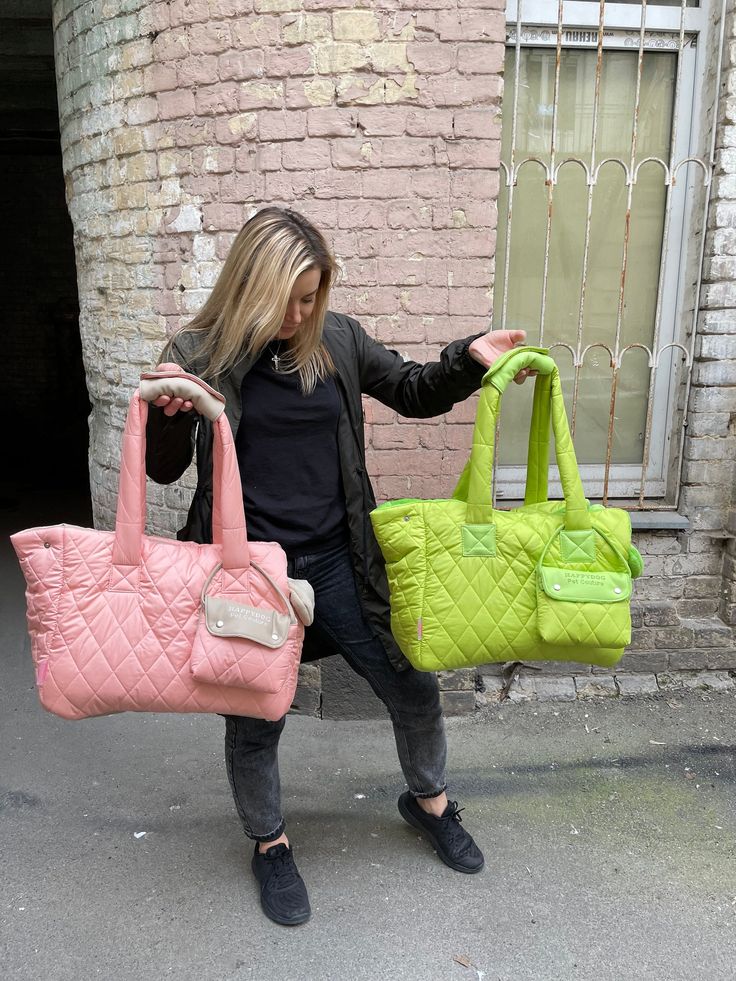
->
[[495, 0, 726, 510]]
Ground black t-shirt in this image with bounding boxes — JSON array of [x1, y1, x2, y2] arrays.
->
[[235, 341, 349, 555]]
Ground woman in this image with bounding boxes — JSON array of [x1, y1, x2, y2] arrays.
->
[[146, 207, 530, 926]]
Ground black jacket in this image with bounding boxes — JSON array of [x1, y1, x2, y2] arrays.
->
[[145, 311, 487, 670]]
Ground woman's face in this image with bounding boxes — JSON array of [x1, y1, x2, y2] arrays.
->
[[277, 267, 322, 340]]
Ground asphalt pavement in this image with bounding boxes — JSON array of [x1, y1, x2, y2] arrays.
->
[[2, 494, 735, 981]]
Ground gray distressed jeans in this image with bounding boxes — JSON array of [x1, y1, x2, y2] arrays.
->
[[223, 541, 447, 841]]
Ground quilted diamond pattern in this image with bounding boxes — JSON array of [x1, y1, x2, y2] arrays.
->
[[370, 350, 641, 674], [11, 525, 301, 721], [372, 499, 633, 671], [10, 386, 302, 723], [537, 576, 631, 650]]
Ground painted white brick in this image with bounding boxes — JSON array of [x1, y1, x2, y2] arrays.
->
[[166, 204, 202, 233], [696, 333, 736, 360], [693, 362, 736, 387]]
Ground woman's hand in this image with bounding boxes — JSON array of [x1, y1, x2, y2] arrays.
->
[[467, 330, 537, 384], [151, 362, 195, 417]]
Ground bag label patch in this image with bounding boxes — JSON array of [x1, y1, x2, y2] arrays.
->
[[538, 565, 631, 603], [204, 596, 291, 648]]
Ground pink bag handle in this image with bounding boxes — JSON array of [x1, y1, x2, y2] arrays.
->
[[111, 378, 250, 581]]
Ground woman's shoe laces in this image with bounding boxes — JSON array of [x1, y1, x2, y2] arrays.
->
[[437, 801, 472, 853], [264, 844, 300, 888]]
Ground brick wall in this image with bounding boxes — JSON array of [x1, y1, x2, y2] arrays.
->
[[51, 0, 735, 718], [695, 3, 736, 634], [51, 0, 504, 715], [52, 0, 504, 537], [571, 4, 736, 680]]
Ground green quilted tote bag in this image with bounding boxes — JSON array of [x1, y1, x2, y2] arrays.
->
[[369, 346, 644, 672]]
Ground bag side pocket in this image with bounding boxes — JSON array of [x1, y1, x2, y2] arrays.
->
[[536, 565, 632, 649]]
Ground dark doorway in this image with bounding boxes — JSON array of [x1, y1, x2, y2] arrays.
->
[[1, 2, 91, 526]]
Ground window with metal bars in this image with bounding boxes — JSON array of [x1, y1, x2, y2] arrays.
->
[[493, 0, 724, 510]]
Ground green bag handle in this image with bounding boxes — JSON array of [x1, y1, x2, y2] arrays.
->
[[453, 347, 592, 532], [453, 347, 554, 508], [488, 347, 556, 506], [453, 347, 553, 509], [454, 363, 555, 507], [524, 370, 553, 506]]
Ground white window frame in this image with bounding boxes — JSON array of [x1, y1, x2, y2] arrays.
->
[[496, 1, 717, 507]]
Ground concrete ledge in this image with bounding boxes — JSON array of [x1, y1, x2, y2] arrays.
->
[[495, 506, 690, 531], [630, 512, 690, 531], [477, 668, 735, 706]]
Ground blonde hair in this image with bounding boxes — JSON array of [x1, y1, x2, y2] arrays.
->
[[178, 207, 337, 392]]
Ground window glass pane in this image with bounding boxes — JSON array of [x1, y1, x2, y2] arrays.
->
[[494, 47, 676, 468]]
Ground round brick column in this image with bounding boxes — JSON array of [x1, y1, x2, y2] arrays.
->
[[52, 0, 505, 536]]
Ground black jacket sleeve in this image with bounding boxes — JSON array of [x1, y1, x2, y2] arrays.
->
[[355, 320, 488, 418], [144, 336, 199, 485]]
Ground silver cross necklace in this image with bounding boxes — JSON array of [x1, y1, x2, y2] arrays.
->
[[270, 341, 285, 372]]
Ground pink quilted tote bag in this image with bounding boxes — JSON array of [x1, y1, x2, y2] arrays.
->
[[10, 371, 306, 722]]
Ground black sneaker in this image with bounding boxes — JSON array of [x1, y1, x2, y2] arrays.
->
[[398, 792, 485, 873], [251, 842, 311, 925]]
